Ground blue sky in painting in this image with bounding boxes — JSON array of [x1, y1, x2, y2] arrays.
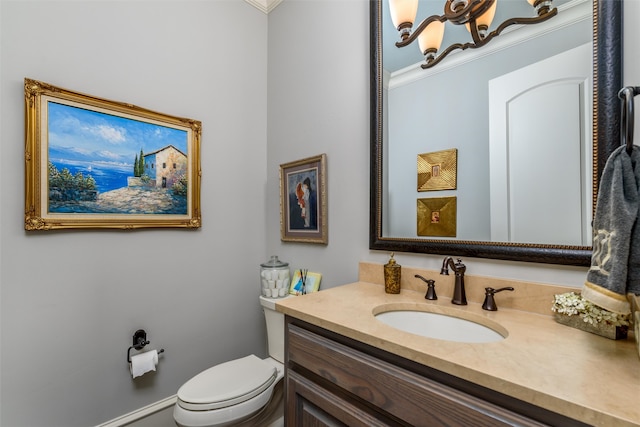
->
[[47, 101, 188, 170]]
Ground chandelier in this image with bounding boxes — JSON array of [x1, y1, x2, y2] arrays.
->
[[389, 0, 557, 69]]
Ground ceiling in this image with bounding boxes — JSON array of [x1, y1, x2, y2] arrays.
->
[[243, 0, 573, 68]]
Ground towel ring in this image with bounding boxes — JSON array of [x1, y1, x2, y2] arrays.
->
[[618, 86, 640, 154]]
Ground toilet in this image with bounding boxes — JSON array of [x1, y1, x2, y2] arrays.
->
[[173, 295, 287, 427]]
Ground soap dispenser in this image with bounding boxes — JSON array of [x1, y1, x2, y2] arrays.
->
[[384, 253, 401, 294]]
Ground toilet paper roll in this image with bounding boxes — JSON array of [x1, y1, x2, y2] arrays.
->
[[130, 350, 159, 379]]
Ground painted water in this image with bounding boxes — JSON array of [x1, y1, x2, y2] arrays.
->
[[50, 159, 130, 193], [48, 160, 187, 215]]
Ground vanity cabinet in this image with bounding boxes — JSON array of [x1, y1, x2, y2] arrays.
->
[[284, 317, 590, 427]]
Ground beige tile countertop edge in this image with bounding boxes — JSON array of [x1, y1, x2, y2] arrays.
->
[[276, 281, 640, 427]]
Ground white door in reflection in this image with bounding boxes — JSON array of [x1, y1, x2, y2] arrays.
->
[[488, 43, 592, 245]]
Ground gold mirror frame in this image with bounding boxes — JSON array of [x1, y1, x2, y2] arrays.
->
[[369, 0, 623, 266]]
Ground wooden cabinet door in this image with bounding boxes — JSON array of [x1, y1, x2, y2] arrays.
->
[[286, 370, 399, 427]]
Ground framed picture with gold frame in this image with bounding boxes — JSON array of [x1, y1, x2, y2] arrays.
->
[[24, 78, 202, 230], [417, 148, 457, 191], [417, 197, 457, 237], [280, 154, 327, 244]]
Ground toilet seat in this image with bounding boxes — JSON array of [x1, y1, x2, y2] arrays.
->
[[177, 355, 277, 411]]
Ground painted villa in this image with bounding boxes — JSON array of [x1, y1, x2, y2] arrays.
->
[[143, 145, 187, 189]]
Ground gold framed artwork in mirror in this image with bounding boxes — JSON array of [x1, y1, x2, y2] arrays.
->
[[417, 148, 458, 191], [24, 78, 202, 230], [417, 197, 456, 237]]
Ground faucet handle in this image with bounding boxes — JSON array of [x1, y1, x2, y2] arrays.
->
[[425, 280, 437, 300], [454, 258, 466, 274], [415, 275, 438, 300], [482, 287, 514, 311]]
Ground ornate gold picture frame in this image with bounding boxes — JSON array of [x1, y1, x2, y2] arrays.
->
[[417, 197, 457, 237], [24, 78, 202, 230], [280, 154, 327, 244], [417, 148, 458, 191]]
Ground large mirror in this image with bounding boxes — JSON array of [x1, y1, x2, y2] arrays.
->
[[370, 0, 622, 266]]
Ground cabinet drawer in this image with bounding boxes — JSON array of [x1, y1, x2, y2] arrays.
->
[[287, 322, 549, 427], [287, 369, 397, 427]]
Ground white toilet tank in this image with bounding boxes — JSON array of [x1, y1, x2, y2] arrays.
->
[[259, 295, 287, 363]]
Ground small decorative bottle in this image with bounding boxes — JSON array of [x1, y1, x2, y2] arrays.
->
[[384, 253, 401, 294]]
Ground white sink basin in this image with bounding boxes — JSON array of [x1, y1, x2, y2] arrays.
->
[[374, 309, 505, 343]]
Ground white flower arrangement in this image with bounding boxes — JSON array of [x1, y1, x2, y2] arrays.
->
[[552, 292, 630, 327]]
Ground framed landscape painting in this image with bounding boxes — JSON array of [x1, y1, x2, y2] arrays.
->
[[24, 78, 202, 230], [279, 154, 327, 244]]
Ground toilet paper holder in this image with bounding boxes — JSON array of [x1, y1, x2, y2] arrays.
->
[[127, 329, 164, 363]]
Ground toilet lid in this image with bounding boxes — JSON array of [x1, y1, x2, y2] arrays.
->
[[177, 355, 277, 411]]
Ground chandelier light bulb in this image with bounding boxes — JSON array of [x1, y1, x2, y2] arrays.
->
[[465, 0, 498, 37], [418, 20, 446, 61], [389, 0, 419, 40], [392, 0, 556, 69]]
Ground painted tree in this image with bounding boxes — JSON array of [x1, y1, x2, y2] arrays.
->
[[48, 162, 95, 190], [133, 154, 139, 177], [138, 149, 145, 177]]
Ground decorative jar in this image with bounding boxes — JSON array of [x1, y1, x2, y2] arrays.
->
[[384, 253, 401, 294], [260, 255, 290, 298]]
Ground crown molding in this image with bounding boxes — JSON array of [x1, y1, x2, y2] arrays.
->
[[245, 0, 283, 14]]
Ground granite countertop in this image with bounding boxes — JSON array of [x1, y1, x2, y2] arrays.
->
[[276, 279, 640, 427]]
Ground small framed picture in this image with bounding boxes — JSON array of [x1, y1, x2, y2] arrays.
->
[[417, 148, 457, 192], [280, 154, 327, 244], [417, 197, 457, 237], [289, 270, 322, 296]]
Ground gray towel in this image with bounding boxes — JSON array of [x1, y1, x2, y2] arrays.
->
[[583, 145, 640, 314], [625, 150, 640, 297]]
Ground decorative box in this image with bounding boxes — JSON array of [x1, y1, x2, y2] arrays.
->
[[553, 313, 628, 340]]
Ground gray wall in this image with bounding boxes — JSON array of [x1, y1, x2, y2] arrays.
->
[[1, 0, 639, 426], [0, 1, 268, 426], [266, 0, 592, 291], [266, 0, 372, 287]]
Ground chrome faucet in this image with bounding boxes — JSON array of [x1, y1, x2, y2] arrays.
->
[[440, 257, 467, 305]]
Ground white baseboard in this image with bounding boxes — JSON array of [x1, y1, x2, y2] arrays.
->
[[96, 395, 177, 427]]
